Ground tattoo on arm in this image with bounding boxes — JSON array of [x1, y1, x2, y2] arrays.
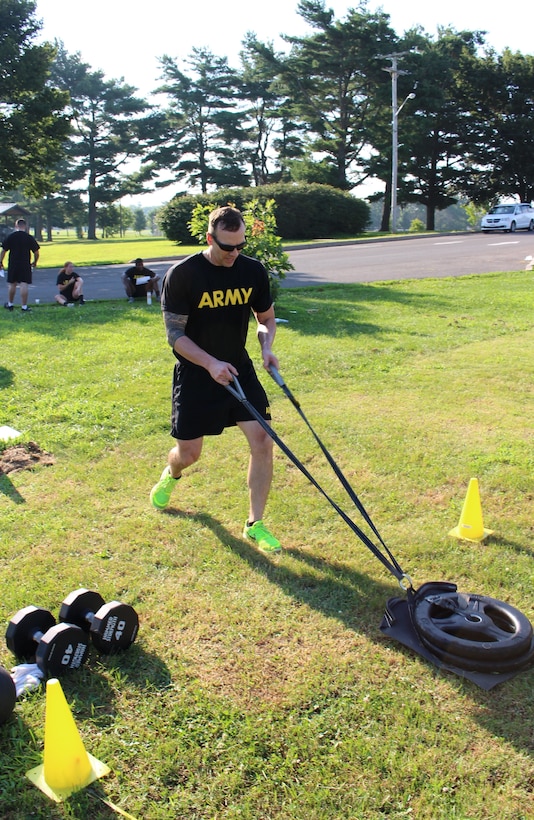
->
[[164, 312, 188, 349]]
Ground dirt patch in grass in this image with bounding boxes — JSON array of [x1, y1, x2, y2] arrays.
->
[[0, 441, 55, 475]]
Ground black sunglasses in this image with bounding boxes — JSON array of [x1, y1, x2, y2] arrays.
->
[[210, 234, 246, 252]]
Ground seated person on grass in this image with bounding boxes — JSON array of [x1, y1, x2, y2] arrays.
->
[[122, 258, 160, 302], [55, 261, 85, 305]]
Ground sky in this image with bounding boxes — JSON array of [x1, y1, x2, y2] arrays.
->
[[33, 0, 532, 206]]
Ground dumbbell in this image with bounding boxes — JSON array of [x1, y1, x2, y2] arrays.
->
[[59, 589, 139, 654], [0, 666, 16, 724], [5, 605, 90, 676]]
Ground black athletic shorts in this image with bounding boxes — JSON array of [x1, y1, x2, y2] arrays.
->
[[171, 360, 271, 440], [61, 283, 76, 301], [7, 267, 32, 285]]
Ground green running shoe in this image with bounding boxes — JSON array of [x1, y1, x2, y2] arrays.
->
[[150, 466, 179, 509], [243, 520, 281, 553]]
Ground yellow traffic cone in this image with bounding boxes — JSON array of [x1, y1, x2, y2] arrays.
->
[[26, 678, 110, 803], [448, 478, 494, 542]]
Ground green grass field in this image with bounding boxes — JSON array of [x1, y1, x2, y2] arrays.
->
[[34, 234, 195, 268], [0, 271, 533, 819]]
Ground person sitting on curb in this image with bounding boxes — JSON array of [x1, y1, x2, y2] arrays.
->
[[121, 258, 160, 302], [55, 261, 85, 305]]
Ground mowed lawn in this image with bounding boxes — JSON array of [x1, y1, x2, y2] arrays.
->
[[0, 270, 532, 819]]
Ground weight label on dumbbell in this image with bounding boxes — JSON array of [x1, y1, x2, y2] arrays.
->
[[102, 616, 122, 644], [71, 641, 89, 669]]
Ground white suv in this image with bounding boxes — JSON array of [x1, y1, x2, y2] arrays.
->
[[481, 203, 534, 233]]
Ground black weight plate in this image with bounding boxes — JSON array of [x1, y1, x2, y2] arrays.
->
[[35, 623, 90, 676], [419, 632, 534, 673], [90, 601, 139, 653], [0, 666, 16, 724], [414, 591, 533, 663], [59, 588, 106, 632], [5, 606, 56, 660]]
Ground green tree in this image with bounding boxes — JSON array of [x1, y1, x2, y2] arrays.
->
[[50, 45, 157, 239], [461, 48, 534, 204], [250, 1, 397, 190], [398, 28, 488, 229], [98, 203, 133, 237], [0, 0, 70, 197], [155, 48, 250, 193], [239, 36, 306, 185], [133, 208, 147, 234]]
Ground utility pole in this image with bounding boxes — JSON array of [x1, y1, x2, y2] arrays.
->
[[379, 52, 416, 233]]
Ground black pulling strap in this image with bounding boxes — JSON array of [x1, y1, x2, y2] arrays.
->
[[226, 370, 411, 589]]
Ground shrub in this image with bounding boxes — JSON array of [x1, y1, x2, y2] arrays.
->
[[158, 183, 370, 243], [188, 198, 293, 300], [409, 218, 426, 233]]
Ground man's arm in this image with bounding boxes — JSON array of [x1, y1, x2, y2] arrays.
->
[[163, 310, 238, 384], [255, 305, 279, 372], [32, 250, 39, 267], [0, 249, 6, 268]]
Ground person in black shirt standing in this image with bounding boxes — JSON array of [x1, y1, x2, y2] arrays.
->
[[150, 206, 282, 553], [1, 218, 40, 312]]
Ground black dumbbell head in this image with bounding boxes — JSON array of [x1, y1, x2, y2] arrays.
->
[[59, 588, 106, 632], [91, 601, 139, 654], [0, 666, 16, 724], [59, 589, 139, 654], [35, 623, 90, 676], [5, 605, 90, 676], [6, 606, 56, 660]]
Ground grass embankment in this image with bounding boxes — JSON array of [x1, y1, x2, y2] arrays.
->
[[36, 235, 193, 268], [0, 271, 532, 819]]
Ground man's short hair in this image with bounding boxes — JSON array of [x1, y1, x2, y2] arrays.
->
[[135, 258, 143, 264], [208, 206, 245, 235], [15, 218, 27, 228]]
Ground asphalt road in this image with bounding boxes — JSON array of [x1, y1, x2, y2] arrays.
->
[[2, 231, 533, 305]]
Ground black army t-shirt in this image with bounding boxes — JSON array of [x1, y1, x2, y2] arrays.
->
[[161, 252, 272, 369]]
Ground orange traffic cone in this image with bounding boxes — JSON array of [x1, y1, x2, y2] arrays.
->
[[448, 478, 494, 542], [26, 678, 110, 802]]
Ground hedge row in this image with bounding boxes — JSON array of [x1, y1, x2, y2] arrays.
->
[[157, 183, 370, 243]]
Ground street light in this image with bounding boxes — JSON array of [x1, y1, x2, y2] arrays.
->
[[379, 52, 417, 233]]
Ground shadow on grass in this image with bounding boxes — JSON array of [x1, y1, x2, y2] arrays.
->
[[0, 280, 450, 342], [164, 506, 534, 758], [162, 507, 396, 641], [0, 474, 24, 504], [0, 301, 159, 338], [0, 366, 14, 389], [492, 534, 534, 559], [276, 282, 450, 337], [0, 654, 172, 819]]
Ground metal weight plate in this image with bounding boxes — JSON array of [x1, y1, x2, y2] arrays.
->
[[5, 606, 56, 660], [414, 590, 534, 671], [90, 601, 139, 653], [35, 623, 90, 676]]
